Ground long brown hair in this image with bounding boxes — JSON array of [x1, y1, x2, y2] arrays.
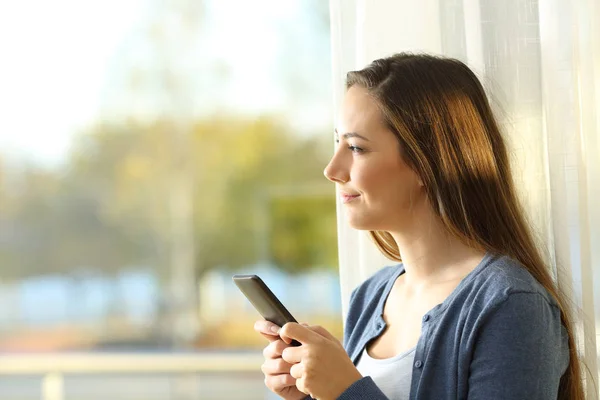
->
[[346, 53, 584, 399]]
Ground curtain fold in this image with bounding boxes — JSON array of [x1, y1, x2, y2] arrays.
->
[[329, 0, 599, 395]]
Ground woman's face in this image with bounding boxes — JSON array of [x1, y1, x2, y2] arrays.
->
[[324, 85, 426, 232]]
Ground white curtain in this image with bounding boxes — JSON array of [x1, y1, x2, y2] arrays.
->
[[329, 0, 600, 397]]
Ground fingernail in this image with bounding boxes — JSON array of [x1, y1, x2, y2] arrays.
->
[[270, 325, 280, 334]]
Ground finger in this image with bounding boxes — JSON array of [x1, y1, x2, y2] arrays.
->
[[261, 358, 292, 375], [294, 375, 310, 397], [254, 320, 281, 335], [263, 339, 290, 359], [281, 345, 303, 364], [254, 320, 281, 342], [307, 324, 338, 341], [264, 374, 296, 391], [279, 322, 322, 345], [289, 362, 304, 380], [258, 332, 279, 342]]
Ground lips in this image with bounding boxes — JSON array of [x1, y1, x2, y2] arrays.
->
[[341, 193, 360, 203]]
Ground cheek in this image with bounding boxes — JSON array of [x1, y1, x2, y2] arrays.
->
[[356, 162, 416, 206], [377, 180, 415, 213], [381, 182, 425, 226], [354, 170, 384, 194], [352, 160, 390, 193]]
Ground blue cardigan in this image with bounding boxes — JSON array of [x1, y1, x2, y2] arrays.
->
[[310, 252, 569, 399]]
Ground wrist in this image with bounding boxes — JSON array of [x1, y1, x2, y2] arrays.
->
[[280, 391, 307, 400], [335, 369, 363, 399], [285, 393, 307, 400]]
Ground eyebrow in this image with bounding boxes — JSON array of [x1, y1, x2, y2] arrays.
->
[[334, 129, 370, 141]]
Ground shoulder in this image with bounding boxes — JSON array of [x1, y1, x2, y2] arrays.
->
[[466, 253, 560, 310], [452, 253, 567, 354], [462, 256, 570, 391]]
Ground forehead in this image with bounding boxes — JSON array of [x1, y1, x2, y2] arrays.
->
[[338, 85, 385, 133]]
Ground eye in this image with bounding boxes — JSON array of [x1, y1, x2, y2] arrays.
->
[[334, 137, 365, 154], [348, 145, 364, 154]]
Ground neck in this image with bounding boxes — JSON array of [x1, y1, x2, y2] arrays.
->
[[389, 211, 485, 284]]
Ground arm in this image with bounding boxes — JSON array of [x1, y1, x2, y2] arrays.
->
[[467, 292, 569, 399], [336, 377, 390, 400], [302, 377, 389, 400]]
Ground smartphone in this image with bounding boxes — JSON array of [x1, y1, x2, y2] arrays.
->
[[232, 274, 301, 346]]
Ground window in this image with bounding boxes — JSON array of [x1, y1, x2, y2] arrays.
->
[[0, 1, 338, 399]]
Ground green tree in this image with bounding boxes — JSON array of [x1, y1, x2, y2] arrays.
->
[[67, 115, 337, 278]]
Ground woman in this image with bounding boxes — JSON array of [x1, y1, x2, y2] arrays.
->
[[254, 53, 584, 399]]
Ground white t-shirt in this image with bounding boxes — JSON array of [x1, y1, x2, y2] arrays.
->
[[355, 345, 416, 400]]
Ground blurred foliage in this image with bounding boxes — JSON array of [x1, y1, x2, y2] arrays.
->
[[0, 0, 337, 352], [0, 115, 337, 281], [271, 196, 338, 273]]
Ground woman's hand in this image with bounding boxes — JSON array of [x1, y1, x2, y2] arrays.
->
[[279, 323, 363, 400], [254, 320, 307, 400]]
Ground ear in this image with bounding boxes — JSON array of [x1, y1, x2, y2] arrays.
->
[[416, 175, 425, 188]]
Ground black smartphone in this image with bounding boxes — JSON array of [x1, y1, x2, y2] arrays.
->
[[232, 274, 301, 346]]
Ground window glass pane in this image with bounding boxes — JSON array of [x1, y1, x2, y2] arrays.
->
[[0, 1, 336, 398]]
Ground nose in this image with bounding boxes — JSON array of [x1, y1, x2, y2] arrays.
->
[[323, 151, 349, 184]]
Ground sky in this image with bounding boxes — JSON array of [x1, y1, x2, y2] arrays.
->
[[0, 0, 331, 167], [0, 0, 146, 165]]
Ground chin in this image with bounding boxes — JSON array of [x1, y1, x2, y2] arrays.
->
[[345, 207, 394, 231], [346, 215, 381, 231]]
